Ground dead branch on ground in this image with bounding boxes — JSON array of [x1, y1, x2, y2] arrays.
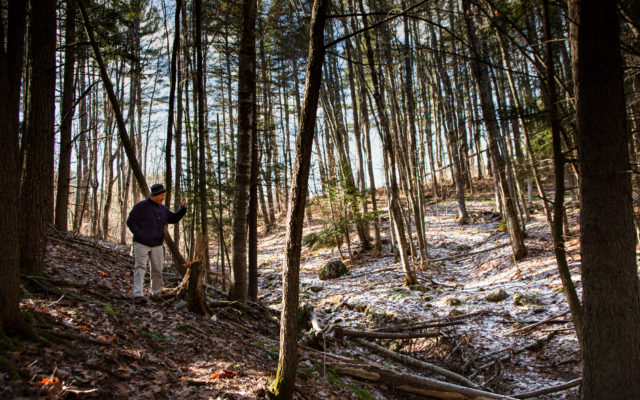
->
[[335, 325, 442, 340], [511, 377, 582, 399], [352, 338, 483, 389]]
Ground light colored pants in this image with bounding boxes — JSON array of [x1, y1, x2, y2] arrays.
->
[[132, 242, 164, 297]]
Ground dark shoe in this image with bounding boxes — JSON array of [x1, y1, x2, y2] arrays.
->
[[133, 296, 147, 305]]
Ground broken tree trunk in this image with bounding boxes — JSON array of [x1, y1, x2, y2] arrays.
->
[[167, 233, 209, 315], [78, 0, 186, 275], [332, 362, 517, 399], [180, 260, 209, 316]]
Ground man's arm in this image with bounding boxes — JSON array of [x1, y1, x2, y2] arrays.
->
[[126, 204, 143, 237], [167, 199, 187, 224]]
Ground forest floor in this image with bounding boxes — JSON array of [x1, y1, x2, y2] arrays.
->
[[1, 195, 582, 400]]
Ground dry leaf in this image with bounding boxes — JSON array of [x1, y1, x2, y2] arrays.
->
[[36, 377, 59, 386]]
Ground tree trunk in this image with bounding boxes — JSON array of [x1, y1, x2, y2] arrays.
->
[[174, 43, 183, 248], [73, 58, 89, 234], [248, 78, 259, 301], [570, 1, 640, 398], [0, 0, 26, 334], [20, 0, 57, 274], [541, 0, 583, 349], [165, 0, 182, 209], [229, 0, 257, 302], [55, 0, 77, 232], [193, 0, 209, 272], [461, 0, 527, 260], [359, 0, 416, 285], [268, 0, 328, 397]]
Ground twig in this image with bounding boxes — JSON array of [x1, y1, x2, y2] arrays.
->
[[46, 294, 67, 307], [506, 312, 568, 336], [332, 296, 350, 312], [511, 378, 582, 399]]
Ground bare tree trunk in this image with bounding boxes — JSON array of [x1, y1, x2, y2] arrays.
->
[[20, 0, 57, 274], [461, 0, 527, 260], [174, 45, 183, 248], [229, 0, 257, 302], [55, 0, 77, 232], [428, 17, 469, 224], [73, 58, 89, 234], [248, 84, 259, 300], [194, 0, 209, 271], [165, 0, 182, 209], [497, 32, 552, 227], [269, 1, 328, 397], [359, 0, 416, 285], [541, 0, 583, 349], [569, 1, 640, 398], [0, 0, 27, 334]]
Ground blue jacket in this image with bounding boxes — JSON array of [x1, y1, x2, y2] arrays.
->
[[127, 198, 187, 247]]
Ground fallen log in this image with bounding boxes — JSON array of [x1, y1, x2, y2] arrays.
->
[[219, 317, 515, 400], [335, 326, 441, 340], [353, 338, 482, 390], [332, 362, 517, 400]]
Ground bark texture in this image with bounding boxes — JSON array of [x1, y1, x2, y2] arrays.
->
[[0, 0, 26, 333], [461, 0, 527, 260], [55, 0, 77, 231], [20, 0, 57, 273], [570, 0, 640, 398], [229, 0, 257, 301], [269, 0, 328, 397]]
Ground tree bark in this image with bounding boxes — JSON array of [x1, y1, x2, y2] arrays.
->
[[0, 0, 26, 334], [332, 362, 516, 400], [229, 0, 257, 301], [194, 0, 210, 272], [20, 0, 57, 274], [541, 0, 583, 350], [570, 0, 640, 398], [55, 0, 77, 232], [359, 0, 416, 285], [165, 0, 182, 209], [248, 75, 259, 300], [268, 0, 328, 398], [461, 0, 527, 260]]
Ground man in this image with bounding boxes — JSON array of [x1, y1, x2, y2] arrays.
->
[[127, 183, 187, 304]]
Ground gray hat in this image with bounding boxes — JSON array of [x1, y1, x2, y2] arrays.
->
[[151, 183, 166, 196]]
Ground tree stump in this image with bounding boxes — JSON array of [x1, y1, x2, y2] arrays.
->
[[173, 261, 209, 316]]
